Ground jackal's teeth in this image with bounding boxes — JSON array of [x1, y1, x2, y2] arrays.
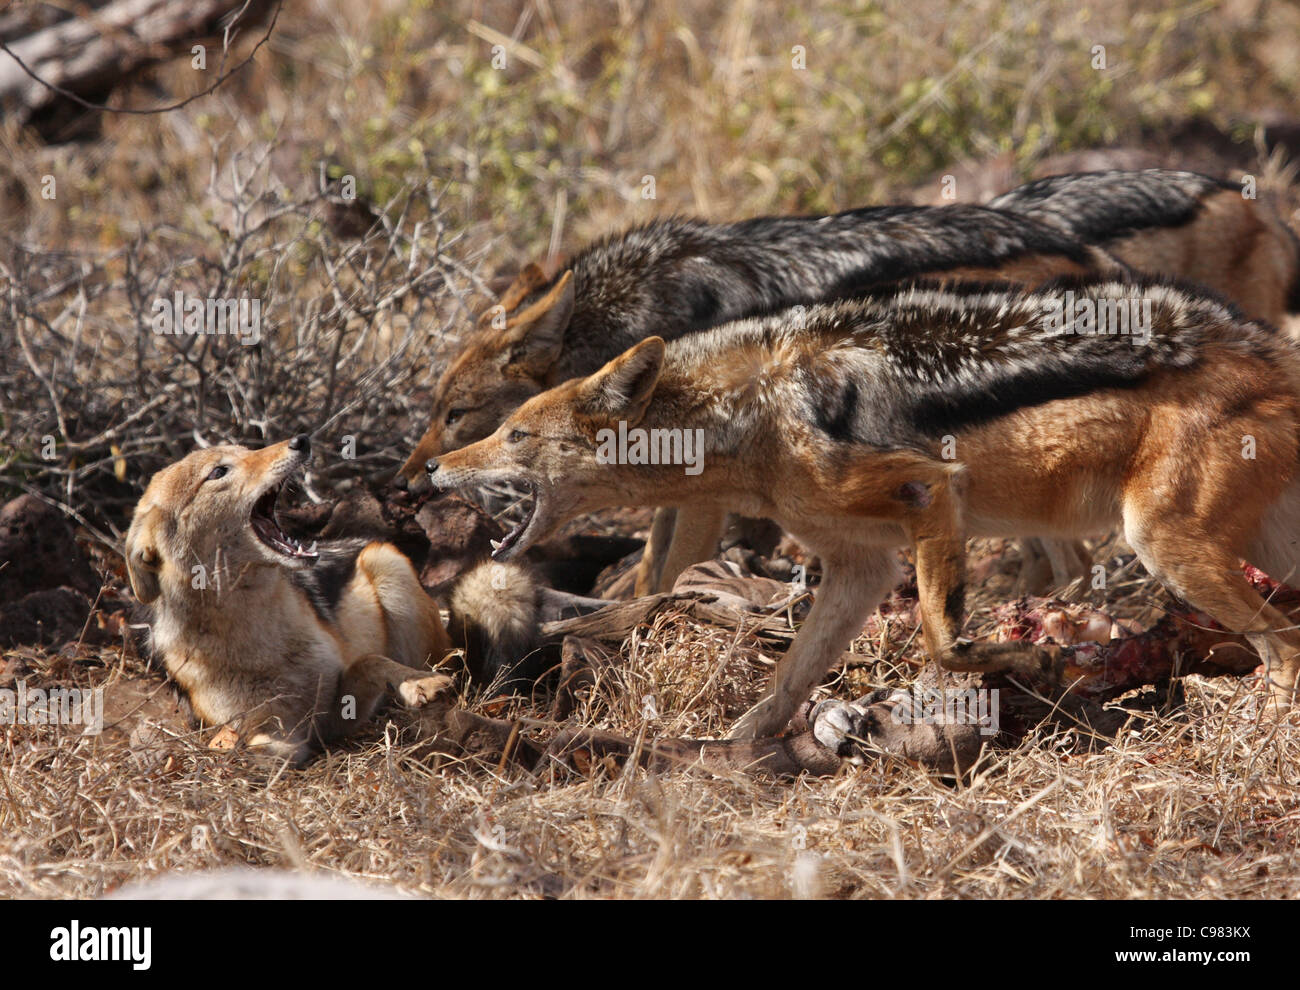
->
[[490, 538, 503, 551]]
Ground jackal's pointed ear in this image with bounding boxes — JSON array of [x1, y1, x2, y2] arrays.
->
[[497, 262, 550, 313], [502, 271, 575, 379], [124, 506, 164, 604], [578, 336, 665, 425]]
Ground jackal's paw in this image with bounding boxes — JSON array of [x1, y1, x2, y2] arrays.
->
[[399, 674, 454, 708], [810, 699, 873, 756], [726, 697, 791, 740], [1259, 685, 1300, 724]]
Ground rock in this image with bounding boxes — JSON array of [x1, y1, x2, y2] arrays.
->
[[0, 586, 97, 648], [0, 495, 98, 603]]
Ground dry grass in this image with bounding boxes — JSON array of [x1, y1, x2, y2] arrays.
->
[[4, 0, 1300, 899], [2, 556, 1299, 900]]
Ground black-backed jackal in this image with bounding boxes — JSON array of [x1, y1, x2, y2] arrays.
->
[[405, 171, 1299, 596], [990, 168, 1300, 329], [126, 435, 530, 763], [398, 203, 1122, 597], [429, 277, 1300, 738], [397, 203, 1121, 489]]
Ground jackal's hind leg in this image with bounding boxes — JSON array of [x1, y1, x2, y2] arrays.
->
[[1133, 533, 1300, 710], [322, 655, 454, 741], [355, 542, 451, 666]]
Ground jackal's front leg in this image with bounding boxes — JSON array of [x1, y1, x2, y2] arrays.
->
[[726, 550, 902, 740], [657, 504, 728, 594], [632, 507, 677, 596]]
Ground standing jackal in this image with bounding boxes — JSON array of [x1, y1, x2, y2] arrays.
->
[[398, 204, 1120, 595], [400, 171, 1299, 596], [397, 204, 1119, 487], [990, 169, 1300, 328], [429, 276, 1300, 739]]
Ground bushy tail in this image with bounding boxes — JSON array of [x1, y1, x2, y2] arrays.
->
[[447, 561, 542, 690]]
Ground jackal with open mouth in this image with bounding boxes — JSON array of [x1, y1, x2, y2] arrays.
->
[[126, 435, 529, 763], [398, 202, 1127, 594], [429, 276, 1300, 738], [400, 172, 1299, 597]]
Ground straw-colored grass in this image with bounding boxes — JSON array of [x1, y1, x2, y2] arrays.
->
[[3, 0, 1300, 899], [2, 549, 1298, 899]]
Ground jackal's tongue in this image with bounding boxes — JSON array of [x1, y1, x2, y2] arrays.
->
[[251, 486, 319, 561]]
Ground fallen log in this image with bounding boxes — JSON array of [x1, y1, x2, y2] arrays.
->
[[0, 0, 273, 128], [539, 720, 844, 777], [422, 676, 982, 780], [420, 699, 844, 778]]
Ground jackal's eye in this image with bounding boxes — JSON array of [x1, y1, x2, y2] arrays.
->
[[507, 429, 528, 444], [445, 408, 466, 426], [205, 465, 230, 482]]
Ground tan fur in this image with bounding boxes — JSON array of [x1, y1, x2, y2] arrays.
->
[[447, 561, 540, 685], [397, 253, 1115, 494], [407, 186, 1300, 601], [429, 295, 1300, 739], [635, 192, 1300, 596], [627, 253, 1118, 596], [126, 439, 453, 764], [401, 248, 1118, 596]]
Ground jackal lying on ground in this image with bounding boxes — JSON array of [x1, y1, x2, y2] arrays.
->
[[429, 276, 1300, 738], [126, 435, 532, 763]]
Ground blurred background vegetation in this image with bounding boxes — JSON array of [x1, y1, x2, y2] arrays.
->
[[5, 0, 1298, 267], [3, 0, 1299, 530]]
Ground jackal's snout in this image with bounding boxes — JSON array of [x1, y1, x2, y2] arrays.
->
[[422, 457, 450, 496]]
